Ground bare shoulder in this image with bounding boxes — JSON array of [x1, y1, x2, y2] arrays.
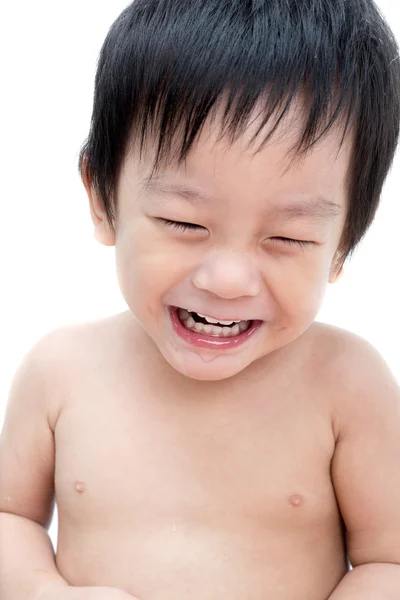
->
[[38, 310, 135, 354], [27, 311, 135, 426], [309, 321, 400, 438], [30, 312, 122, 366], [309, 321, 395, 378]]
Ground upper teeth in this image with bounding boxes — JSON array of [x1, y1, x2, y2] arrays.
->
[[196, 313, 241, 325]]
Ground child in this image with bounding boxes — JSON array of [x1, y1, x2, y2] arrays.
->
[[1, 0, 400, 599]]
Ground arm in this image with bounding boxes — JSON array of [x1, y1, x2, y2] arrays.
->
[[0, 333, 69, 599], [0, 513, 68, 600], [328, 334, 400, 599]]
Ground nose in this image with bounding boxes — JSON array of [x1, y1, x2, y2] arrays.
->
[[191, 250, 262, 299]]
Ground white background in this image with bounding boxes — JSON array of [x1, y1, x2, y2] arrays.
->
[[0, 0, 399, 550]]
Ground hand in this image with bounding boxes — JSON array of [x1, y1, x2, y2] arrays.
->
[[37, 581, 141, 600]]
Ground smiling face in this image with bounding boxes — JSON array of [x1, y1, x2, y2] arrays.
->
[[85, 101, 352, 381]]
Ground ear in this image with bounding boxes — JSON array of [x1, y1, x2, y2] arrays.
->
[[328, 253, 344, 284], [81, 155, 116, 247]]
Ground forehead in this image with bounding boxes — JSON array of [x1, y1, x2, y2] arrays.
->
[[141, 174, 343, 224], [126, 96, 353, 215]]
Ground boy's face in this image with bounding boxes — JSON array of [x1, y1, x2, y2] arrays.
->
[[86, 102, 351, 381]]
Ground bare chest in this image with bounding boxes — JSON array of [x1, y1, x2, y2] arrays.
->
[[53, 363, 346, 599], [46, 317, 350, 598], [54, 368, 339, 532]]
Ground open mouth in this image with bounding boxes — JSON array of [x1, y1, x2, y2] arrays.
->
[[177, 308, 252, 337], [169, 306, 263, 349]]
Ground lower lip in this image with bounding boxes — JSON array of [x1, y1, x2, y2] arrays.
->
[[169, 306, 263, 350]]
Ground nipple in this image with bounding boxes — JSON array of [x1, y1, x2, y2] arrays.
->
[[288, 494, 303, 507], [74, 481, 86, 494]]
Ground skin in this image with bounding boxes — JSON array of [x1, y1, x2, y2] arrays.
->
[[49, 314, 349, 600], [87, 100, 349, 382], [50, 102, 350, 600], [3, 100, 375, 600]]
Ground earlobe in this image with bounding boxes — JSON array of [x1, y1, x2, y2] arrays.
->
[[81, 155, 116, 247], [329, 263, 344, 284], [94, 221, 116, 247]]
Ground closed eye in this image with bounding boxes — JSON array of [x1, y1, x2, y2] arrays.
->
[[157, 219, 313, 249], [270, 237, 314, 250], [157, 218, 205, 231]]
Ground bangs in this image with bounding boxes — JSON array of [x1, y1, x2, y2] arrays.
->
[[124, 0, 356, 177], [79, 0, 400, 266], [87, 0, 362, 193]]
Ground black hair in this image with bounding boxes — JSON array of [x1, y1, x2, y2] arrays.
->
[[78, 0, 400, 270]]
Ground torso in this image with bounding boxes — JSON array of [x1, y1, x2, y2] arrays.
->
[[51, 312, 349, 600]]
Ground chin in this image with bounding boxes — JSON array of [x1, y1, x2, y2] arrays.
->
[[161, 346, 258, 381]]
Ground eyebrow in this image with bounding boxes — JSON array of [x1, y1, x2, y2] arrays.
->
[[141, 177, 342, 221]]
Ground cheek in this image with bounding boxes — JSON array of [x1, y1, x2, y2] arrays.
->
[[267, 255, 329, 317], [116, 222, 166, 278], [115, 226, 197, 300]]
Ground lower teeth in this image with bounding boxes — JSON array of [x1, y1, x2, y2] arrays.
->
[[178, 309, 250, 337]]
